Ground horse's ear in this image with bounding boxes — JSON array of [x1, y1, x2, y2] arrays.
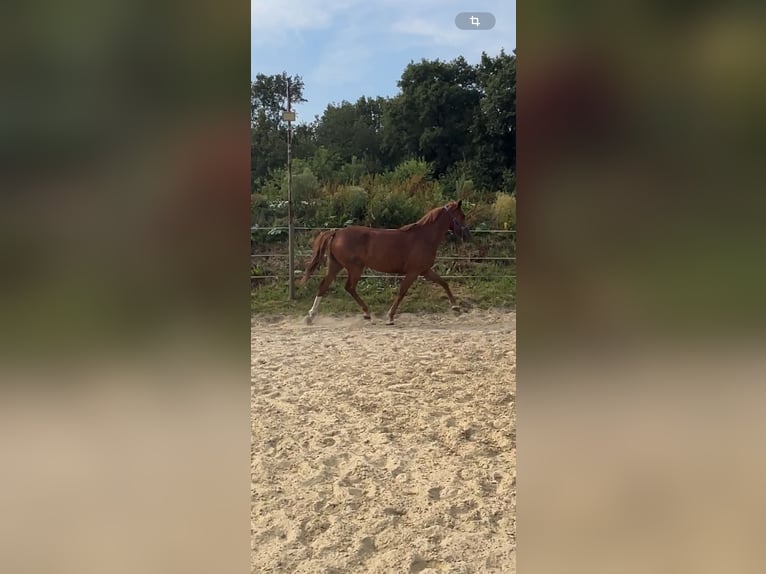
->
[[457, 200, 462, 208]]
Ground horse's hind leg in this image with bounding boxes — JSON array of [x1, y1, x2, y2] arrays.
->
[[306, 257, 342, 324], [423, 268, 460, 312], [344, 266, 371, 320], [386, 272, 419, 325]]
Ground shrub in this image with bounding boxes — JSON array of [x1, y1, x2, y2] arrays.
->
[[500, 169, 516, 194], [288, 167, 320, 203], [431, 181, 447, 204], [251, 193, 269, 226], [465, 202, 494, 228], [260, 168, 284, 199], [438, 160, 473, 200], [391, 158, 432, 183], [493, 192, 516, 229], [338, 156, 366, 184], [456, 178, 476, 200], [311, 146, 342, 182], [333, 185, 368, 223], [369, 190, 422, 228]]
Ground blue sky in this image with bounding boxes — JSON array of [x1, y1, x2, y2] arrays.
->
[[252, 0, 516, 123]]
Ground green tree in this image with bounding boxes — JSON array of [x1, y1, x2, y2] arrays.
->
[[314, 96, 386, 177], [250, 72, 306, 126], [251, 73, 310, 191], [251, 50, 516, 201], [382, 57, 481, 177], [251, 110, 285, 192], [472, 50, 516, 192], [310, 146, 342, 182]]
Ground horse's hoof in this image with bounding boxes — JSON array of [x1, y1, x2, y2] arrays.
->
[[305, 315, 313, 325], [451, 305, 461, 312], [386, 319, 394, 326], [363, 314, 371, 320]]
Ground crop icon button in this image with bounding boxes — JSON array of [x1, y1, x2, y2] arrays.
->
[[455, 12, 496, 30]]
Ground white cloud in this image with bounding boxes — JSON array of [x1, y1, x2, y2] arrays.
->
[[252, 0, 514, 56], [252, 0, 515, 117], [389, 1, 514, 61], [392, 17, 469, 48], [251, 0, 362, 46]]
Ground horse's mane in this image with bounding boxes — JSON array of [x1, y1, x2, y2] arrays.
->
[[399, 201, 457, 231]]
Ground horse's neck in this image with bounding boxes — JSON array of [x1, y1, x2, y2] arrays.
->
[[415, 215, 450, 247]]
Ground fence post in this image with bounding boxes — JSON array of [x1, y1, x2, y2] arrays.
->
[[286, 76, 295, 300]]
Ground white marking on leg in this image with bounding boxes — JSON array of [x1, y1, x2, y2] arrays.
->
[[308, 296, 323, 317]]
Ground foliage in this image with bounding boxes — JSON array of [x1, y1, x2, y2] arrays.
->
[[493, 192, 517, 229], [473, 49, 516, 190], [391, 158, 432, 183], [310, 146, 342, 182], [338, 156, 366, 185], [251, 193, 269, 226], [314, 98, 385, 171], [251, 72, 306, 126], [456, 178, 476, 200], [251, 51, 515, 195], [334, 185, 368, 222], [368, 189, 422, 229], [251, 50, 517, 237], [381, 57, 481, 177], [287, 164, 320, 203], [465, 202, 494, 228]]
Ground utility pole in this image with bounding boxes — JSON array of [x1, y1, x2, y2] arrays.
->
[[284, 75, 296, 300]]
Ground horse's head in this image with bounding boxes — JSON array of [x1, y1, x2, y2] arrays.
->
[[444, 200, 471, 240]]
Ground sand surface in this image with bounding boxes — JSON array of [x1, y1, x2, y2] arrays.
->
[[251, 310, 516, 573]]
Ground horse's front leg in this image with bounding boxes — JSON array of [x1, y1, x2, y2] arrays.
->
[[386, 272, 419, 325], [423, 268, 460, 312]]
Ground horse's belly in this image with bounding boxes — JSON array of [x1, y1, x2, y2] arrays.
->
[[372, 262, 406, 274], [368, 247, 431, 275]]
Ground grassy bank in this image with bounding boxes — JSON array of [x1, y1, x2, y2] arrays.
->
[[251, 275, 515, 316]]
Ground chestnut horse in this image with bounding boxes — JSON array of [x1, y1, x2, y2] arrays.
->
[[300, 200, 470, 325]]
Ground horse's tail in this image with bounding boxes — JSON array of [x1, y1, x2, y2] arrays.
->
[[299, 230, 336, 285]]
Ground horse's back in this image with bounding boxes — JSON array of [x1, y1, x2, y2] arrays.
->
[[333, 226, 433, 274]]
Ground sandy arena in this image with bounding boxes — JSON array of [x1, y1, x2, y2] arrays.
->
[[251, 310, 516, 573]]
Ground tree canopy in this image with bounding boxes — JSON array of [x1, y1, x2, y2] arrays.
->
[[251, 50, 516, 199]]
